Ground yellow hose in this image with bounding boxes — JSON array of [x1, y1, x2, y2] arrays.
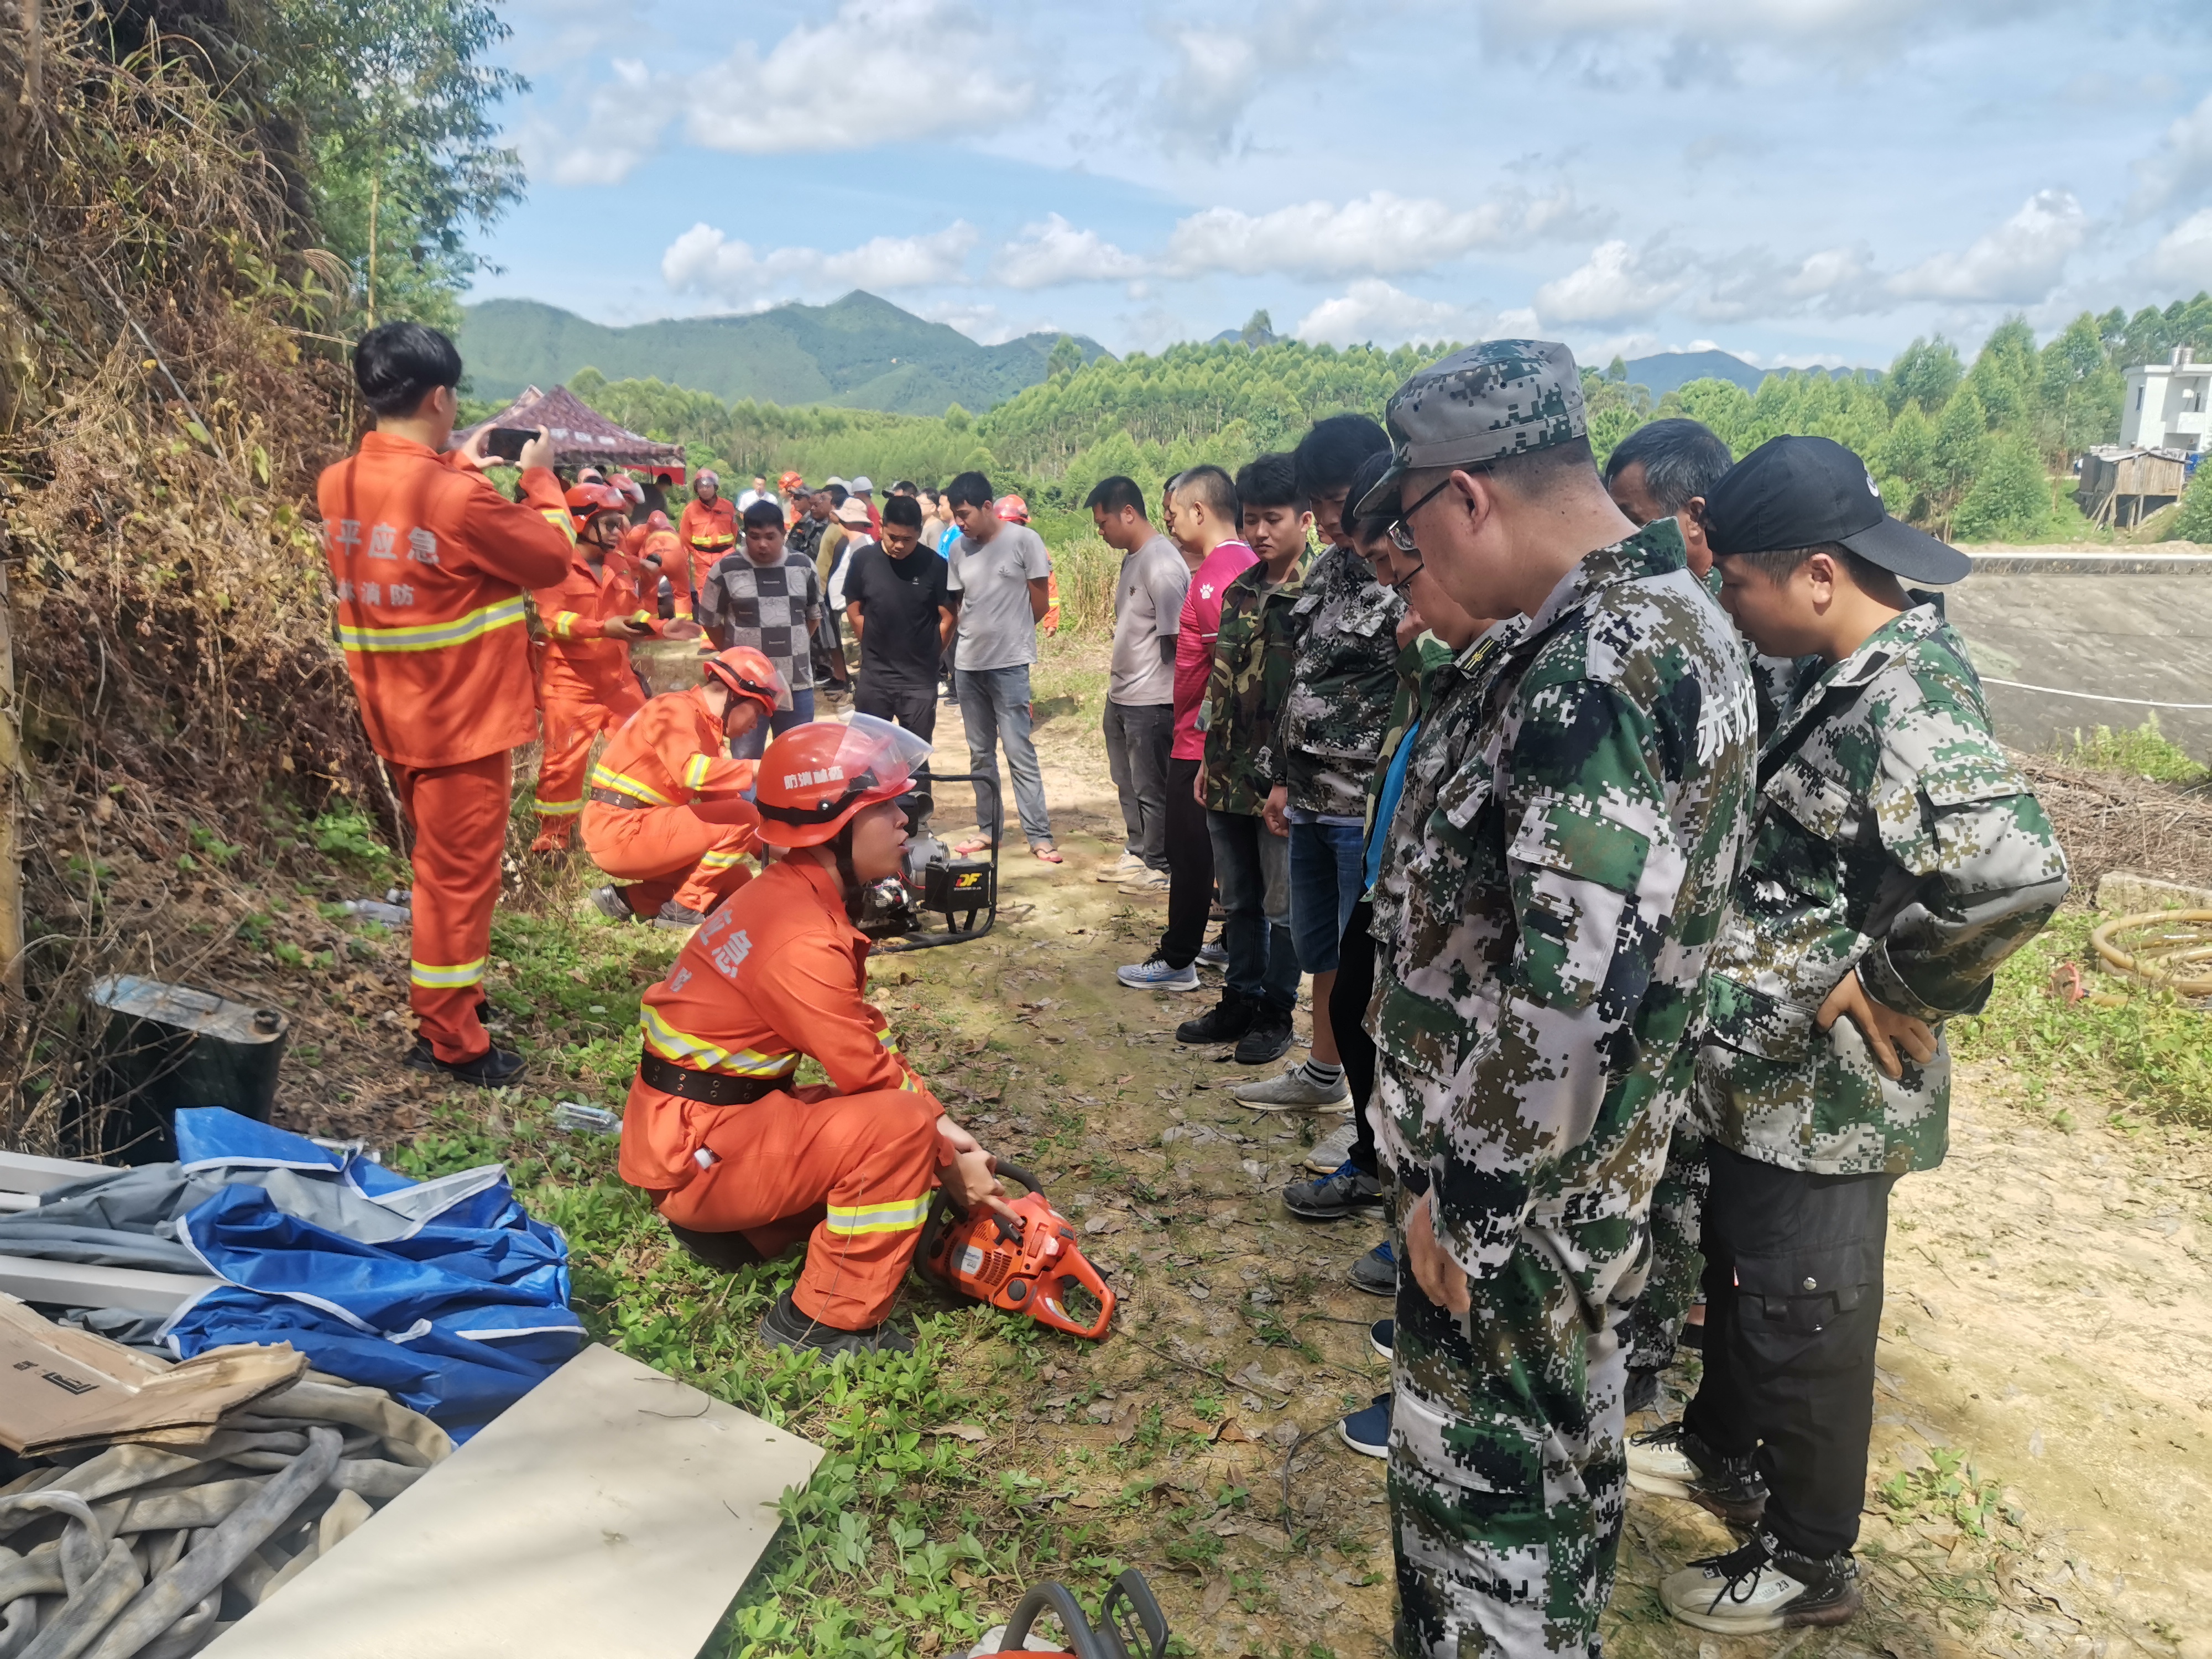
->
[[2088, 910, 2212, 997]]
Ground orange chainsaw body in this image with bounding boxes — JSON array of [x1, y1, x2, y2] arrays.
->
[[918, 1169, 1116, 1339]]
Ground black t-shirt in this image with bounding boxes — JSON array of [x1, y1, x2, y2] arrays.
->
[[844, 544, 952, 691]]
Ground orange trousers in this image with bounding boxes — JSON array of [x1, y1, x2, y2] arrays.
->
[[645, 1084, 941, 1329], [389, 750, 510, 1063], [581, 801, 753, 916], [531, 680, 646, 849]]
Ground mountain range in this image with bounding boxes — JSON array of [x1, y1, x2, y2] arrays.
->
[[455, 292, 1108, 415], [1623, 348, 1876, 395]]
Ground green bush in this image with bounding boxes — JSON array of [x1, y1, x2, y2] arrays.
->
[[1952, 432, 2050, 541], [2169, 460, 2212, 544], [2058, 713, 2209, 784]]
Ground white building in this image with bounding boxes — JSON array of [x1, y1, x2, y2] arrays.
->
[[2120, 346, 2212, 452]]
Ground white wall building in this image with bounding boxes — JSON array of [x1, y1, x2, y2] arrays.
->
[[2121, 346, 2212, 452]]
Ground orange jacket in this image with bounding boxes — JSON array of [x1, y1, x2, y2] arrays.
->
[[532, 551, 656, 705], [680, 498, 737, 596], [587, 685, 758, 808], [318, 433, 575, 769], [620, 858, 936, 1193]]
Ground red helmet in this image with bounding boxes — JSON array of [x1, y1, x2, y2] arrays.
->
[[565, 482, 628, 534], [646, 508, 675, 533], [995, 493, 1029, 524], [755, 715, 932, 848], [701, 646, 789, 718], [779, 470, 805, 492]]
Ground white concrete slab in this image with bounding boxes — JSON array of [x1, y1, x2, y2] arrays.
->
[[202, 1342, 823, 1659], [0, 1148, 110, 1194], [0, 1253, 217, 1313]]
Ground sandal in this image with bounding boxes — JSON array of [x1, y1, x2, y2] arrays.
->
[[1031, 843, 1064, 864], [953, 837, 993, 856]]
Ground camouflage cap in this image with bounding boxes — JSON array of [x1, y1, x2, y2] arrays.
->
[[1352, 340, 1588, 520]]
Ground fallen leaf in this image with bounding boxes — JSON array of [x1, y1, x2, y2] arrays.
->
[[926, 1423, 989, 1443], [1084, 1212, 1128, 1235], [1217, 1420, 1253, 1444], [1067, 1491, 1107, 1509], [567, 967, 589, 983]]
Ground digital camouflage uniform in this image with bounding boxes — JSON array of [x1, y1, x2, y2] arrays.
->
[[1269, 542, 1408, 818], [1369, 520, 1757, 1659], [1364, 630, 1462, 857], [1693, 603, 2069, 1174], [1197, 557, 1307, 815]]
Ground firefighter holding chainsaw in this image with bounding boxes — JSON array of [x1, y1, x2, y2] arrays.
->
[[582, 647, 787, 929], [618, 715, 1015, 1357]]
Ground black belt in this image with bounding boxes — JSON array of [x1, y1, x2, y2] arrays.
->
[[589, 787, 652, 809], [638, 1048, 784, 1105]]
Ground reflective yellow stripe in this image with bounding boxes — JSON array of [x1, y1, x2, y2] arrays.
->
[[551, 611, 581, 639], [825, 1194, 932, 1235], [697, 849, 745, 869], [589, 763, 671, 806], [682, 754, 714, 789], [340, 597, 527, 655], [411, 957, 487, 989], [639, 1005, 799, 1077], [535, 796, 583, 816], [540, 508, 578, 546]]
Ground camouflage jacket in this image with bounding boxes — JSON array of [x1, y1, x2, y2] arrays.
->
[[1269, 544, 1408, 820], [1694, 604, 2068, 1177], [1702, 565, 1807, 740], [1363, 629, 1459, 847], [1198, 556, 1306, 816], [1368, 519, 1758, 1303]]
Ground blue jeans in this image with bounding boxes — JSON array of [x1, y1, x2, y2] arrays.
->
[[730, 685, 815, 764], [1207, 808, 1297, 1014], [955, 666, 1052, 846], [1288, 820, 1365, 973]]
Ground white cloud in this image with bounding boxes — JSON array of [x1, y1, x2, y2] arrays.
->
[[910, 301, 1043, 347], [661, 222, 979, 306], [2145, 207, 2212, 285], [1885, 190, 2087, 302], [1164, 189, 1603, 281], [1535, 240, 1694, 325], [2129, 90, 2212, 220], [1151, 0, 1349, 156], [1293, 281, 1491, 348], [536, 0, 1032, 185], [1475, 0, 2065, 60], [991, 215, 1147, 290]]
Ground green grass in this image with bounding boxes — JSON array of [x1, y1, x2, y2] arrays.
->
[[2054, 713, 2209, 786], [1952, 909, 2212, 1129]]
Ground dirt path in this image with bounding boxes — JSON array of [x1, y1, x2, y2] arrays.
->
[[909, 671, 2210, 1659]]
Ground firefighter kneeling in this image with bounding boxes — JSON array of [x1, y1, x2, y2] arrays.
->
[[584, 646, 786, 930], [617, 715, 1014, 1357]]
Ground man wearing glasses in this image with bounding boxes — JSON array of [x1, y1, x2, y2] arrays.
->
[[1355, 341, 1757, 1659]]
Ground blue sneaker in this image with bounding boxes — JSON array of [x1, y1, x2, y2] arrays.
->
[[1338, 1392, 1390, 1459], [1196, 938, 1228, 969], [1282, 1161, 1384, 1220], [1349, 1239, 1396, 1297], [1370, 1318, 1392, 1359], [1116, 956, 1201, 992]]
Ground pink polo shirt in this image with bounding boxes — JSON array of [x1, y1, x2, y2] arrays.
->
[[1171, 540, 1256, 761]]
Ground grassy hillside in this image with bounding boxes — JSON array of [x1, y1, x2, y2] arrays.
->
[[456, 291, 1107, 415]]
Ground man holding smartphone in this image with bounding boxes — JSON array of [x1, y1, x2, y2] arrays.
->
[[318, 321, 575, 1087]]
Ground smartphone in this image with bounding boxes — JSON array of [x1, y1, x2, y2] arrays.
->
[[485, 426, 538, 463]]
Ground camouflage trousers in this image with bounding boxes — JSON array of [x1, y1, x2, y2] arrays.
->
[[1388, 1214, 1627, 1659], [1619, 1124, 1707, 1378]]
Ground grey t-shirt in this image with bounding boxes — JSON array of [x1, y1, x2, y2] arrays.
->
[[947, 523, 1052, 672], [1108, 534, 1189, 706]]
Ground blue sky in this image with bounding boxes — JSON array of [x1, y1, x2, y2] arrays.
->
[[468, 0, 2212, 371]]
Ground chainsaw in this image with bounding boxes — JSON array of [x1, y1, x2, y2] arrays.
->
[[967, 1569, 1168, 1659], [917, 1163, 1116, 1339]]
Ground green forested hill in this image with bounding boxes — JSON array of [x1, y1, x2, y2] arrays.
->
[[455, 291, 1108, 414], [565, 294, 2212, 546]]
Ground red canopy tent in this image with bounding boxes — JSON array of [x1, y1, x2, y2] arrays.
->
[[454, 385, 687, 487]]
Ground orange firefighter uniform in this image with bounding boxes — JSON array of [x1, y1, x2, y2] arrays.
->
[[620, 857, 942, 1329], [679, 494, 737, 598], [316, 432, 573, 1062], [528, 503, 661, 850], [582, 684, 763, 917]]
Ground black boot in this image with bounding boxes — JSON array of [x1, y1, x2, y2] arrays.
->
[[758, 1288, 913, 1358], [665, 1223, 765, 1272], [1234, 1001, 1294, 1065], [402, 1039, 524, 1088], [1176, 990, 1255, 1046]]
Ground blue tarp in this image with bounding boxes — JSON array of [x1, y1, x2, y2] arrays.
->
[[159, 1109, 583, 1436]]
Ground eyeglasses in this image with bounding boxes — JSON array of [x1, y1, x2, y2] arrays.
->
[[1387, 476, 1456, 553]]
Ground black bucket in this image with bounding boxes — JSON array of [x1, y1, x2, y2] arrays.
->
[[80, 976, 289, 1163]]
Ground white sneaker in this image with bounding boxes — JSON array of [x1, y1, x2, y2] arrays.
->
[[1117, 868, 1170, 896], [1095, 852, 1145, 884], [1660, 1535, 1862, 1634], [1625, 1421, 1703, 1499], [1196, 938, 1228, 969], [1231, 1065, 1352, 1112], [1117, 957, 1201, 992], [1304, 1121, 1355, 1173]]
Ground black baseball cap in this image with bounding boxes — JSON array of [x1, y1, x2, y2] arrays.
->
[[1705, 435, 1971, 584]]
